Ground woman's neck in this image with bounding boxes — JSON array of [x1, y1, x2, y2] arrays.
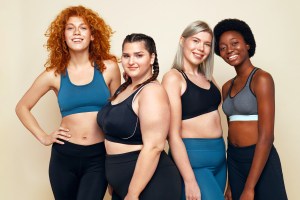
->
[[234, 61, 255, 78], [68, 51, 91, 69]]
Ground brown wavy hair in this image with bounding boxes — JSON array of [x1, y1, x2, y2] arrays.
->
[[44, 5, 116, 74]]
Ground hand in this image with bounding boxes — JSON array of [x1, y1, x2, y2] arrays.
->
[[124, 193, 139, 200], [225, 185, 232, 200], [239, 188, 254, 200], [42, 127, 70, 146], [185, 180, 201, 200]]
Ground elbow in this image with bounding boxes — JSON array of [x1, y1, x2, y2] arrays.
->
[[154, 142, 166, 152], [15, 102, 22, 117], [146, 142, 166, 154], [259, 133, 274, 146], [15, 102, 30, 118]]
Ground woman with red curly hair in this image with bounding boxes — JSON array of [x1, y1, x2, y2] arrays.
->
[[15, 5, 121, 200]]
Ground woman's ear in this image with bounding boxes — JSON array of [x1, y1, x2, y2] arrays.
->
[[151, 53, 155, 65], [246, 44, 250, 50], [180, 36, 185, 46]]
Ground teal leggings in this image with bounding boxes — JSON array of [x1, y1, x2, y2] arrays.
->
[[181, 138, 226, 200]]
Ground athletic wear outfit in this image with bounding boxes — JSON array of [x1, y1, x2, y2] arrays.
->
[[223, 67, 288, 200], [49, 67, 110, 200], [175, 69, 227, 200], [97, 83, 182, 200]]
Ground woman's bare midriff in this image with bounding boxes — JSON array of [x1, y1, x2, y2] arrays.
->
[[105, 140, 143, 155], [181, 110, 223, 139], [60, 112, 104, 145], [228, 121, 258, 147]]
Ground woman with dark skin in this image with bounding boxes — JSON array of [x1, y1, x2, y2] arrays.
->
[[214, 19, 287, 200], [15, 6, 120, 200]]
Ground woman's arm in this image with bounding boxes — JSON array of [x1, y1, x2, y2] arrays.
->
[[103, 59, 121, 95], [240, 70, 275, 200], [162, 70, 200, 200], [124, 83, 170, 200], [15, 70, 70, 145], [222, 81, 232, 200]]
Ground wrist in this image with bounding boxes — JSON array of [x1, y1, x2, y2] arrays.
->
[[244, 183, 255, 191], [38, 134, 48, 145], [127, 188, 140, 198]]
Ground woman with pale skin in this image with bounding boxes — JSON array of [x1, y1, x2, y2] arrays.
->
[[214, 18, 287, 200], [162, 21, 226, 200], [97, 33, 182, 200], [15, 6, 121, 200]]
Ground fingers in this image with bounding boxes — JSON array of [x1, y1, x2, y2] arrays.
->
[[53, 127, 71, 144], [58, 126, 69, 132], [186, 194, 201, 200]]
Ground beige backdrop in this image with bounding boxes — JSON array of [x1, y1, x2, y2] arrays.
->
[[1, 0, 299, 199]]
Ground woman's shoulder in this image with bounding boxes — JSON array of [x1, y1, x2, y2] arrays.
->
[[103, 59, 119, 69], [39, 68, 60, 82], [253, 68, 274, 86], [162, 68, 184, 84], [138, 82, 167, 100], [102, 59, 121, 80]]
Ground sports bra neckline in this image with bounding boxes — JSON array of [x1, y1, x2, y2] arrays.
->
[[110, 85, 144, 107], [65, 67, 96, 87], [228, 67, 257, 99], [177, 69, 211, 91]]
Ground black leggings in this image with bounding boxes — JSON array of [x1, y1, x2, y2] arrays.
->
[[106, 150, 182, 200], [227, 142, 288, 200], [49, 141, 107, 200]]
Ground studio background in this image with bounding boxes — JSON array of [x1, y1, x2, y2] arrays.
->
[[1, 0, 299, 199]]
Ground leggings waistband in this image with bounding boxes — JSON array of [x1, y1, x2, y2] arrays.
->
[[52, 141, 106, 157], [106, 150, 171, 166], [182, 137, 225, 151]]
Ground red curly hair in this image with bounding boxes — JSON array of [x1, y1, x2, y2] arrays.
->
[[44, 5, 116, 74]]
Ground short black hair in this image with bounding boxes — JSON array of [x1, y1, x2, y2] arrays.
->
[[213, 18, 256, 57]]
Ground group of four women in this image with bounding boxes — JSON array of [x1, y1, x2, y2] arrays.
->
[[16, 5, 288, 200]]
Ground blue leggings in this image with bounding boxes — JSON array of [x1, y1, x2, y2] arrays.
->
[[181, 138, 226, 200]]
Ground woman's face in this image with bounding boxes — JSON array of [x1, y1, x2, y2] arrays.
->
[[121, 41, 155, 81], [218, 30, 250, 66], [64, 16, 94, 53], [182, 31, 212, 68]]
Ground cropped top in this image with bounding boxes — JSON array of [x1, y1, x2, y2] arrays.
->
[[96, 84, 147, 145], [177, 70, 221, 120], [58, 67, 110, 117], [222, 67, 259, 121]]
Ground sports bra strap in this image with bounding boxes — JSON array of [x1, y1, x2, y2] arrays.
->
[[175, 68, 188, 80], [246, 67, 259, 86], [132, 82, 158, 103]]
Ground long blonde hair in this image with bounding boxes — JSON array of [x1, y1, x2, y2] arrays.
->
[[172, 20, 214, 80]]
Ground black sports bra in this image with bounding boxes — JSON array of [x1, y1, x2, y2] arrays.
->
[[97, 85, 146, 145], [178, 70, 221, 120]]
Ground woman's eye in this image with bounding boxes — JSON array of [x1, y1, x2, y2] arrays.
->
[[232, 41, 238, 46]]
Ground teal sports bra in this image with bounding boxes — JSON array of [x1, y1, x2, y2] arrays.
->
[[58, 66, 110, 117]]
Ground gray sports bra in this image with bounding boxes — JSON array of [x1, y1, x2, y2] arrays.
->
[[222, 67, 259, 121]]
